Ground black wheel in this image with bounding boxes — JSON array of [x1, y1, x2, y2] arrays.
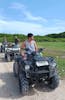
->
[[19, 74, 29, 95], [13, 62, 18, 77], [6, 54, 11, 62], [0, 46, 3, 53], [5, 53, 7, 59], [1, 49, 2, 52], [48, 75, 59, 89], [0, 45, 5, 53]]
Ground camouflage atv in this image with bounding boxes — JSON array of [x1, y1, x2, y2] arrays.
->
[[13, 48, 59, 95]]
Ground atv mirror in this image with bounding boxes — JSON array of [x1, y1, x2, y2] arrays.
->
[[38, 48, 45, 52]]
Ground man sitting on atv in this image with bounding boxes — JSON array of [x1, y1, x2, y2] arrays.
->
[[21, 33, 38, 56], [14, 36, 20, 48]]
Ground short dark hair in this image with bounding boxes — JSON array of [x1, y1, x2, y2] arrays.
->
[[27, 33, 33, 38]]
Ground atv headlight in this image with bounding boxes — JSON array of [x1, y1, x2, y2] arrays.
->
[[36, 61, 49, 67], [7, 49, 11, 52], [25, 65, 30, 70], [12, 48, 20, 51], [5, 48, 12, 52]]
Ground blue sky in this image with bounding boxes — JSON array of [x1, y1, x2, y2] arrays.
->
[[0, 0, 65, 35]]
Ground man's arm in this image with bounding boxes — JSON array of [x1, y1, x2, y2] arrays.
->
[[21, 41, 26, 49], [21, 41, 26, 56], [34, 41, 38, 51]]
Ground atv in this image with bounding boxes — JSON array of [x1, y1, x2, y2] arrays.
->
[[13, 48, 59, 95], [5, 43, 20, 62]]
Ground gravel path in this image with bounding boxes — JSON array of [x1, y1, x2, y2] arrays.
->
[[0, 53, 65, 100]]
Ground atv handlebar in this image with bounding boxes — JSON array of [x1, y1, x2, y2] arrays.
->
[[21, 48, 45, 53], [38, 48, 45, 53]]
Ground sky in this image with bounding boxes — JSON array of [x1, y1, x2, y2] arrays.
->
[[0, 0, 65, 35]]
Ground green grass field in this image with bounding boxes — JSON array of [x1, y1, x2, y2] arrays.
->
[[37, 42, 65, 79]]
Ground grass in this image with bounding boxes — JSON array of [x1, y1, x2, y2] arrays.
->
[[37, 42, 65, 79]]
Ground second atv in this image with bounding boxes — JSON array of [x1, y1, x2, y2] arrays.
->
[[5, 43, 20, 62]]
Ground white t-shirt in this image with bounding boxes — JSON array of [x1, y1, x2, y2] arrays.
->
[[25, 40, 36, 54]]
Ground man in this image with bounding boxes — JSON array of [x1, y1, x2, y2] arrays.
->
[[14, 36, 20, 48], [21, 33, 38, 55], [14, 36, 20, 45]]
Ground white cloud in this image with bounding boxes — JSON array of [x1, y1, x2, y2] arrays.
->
[[23, 11, 47, 22], [0, 20, 43, 35], [10, 2, 47, 22], [0, 19, 65, 35]]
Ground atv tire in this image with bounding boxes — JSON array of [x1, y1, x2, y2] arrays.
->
[[0, 48, 2, 52], [19, 74, 29, 95], [6, 54, 11, 62], [5, 53, 7, 59], [0, 47, 4, 53], [13, 62, 18, 77], [48, 74, 59, 89]]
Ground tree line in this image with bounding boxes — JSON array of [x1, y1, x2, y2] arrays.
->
[[0, 32, 65, 42]]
